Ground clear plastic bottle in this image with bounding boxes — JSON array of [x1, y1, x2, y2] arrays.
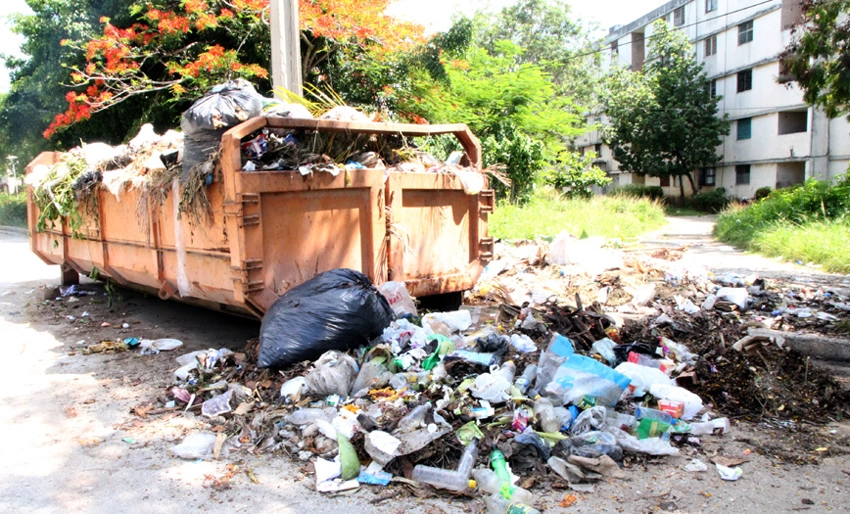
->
[[411, 438, 479, 491], [397, 404, 432, 432], [412, 465, 473, 491], [513, 364, 537, 395], [635, 406, 675, 425], [493, 361, 517, 384], [458, 438, 479, 475], [473, 469, 534, 504], [483, 493, 541, 514], [533, 398, 560, 433]]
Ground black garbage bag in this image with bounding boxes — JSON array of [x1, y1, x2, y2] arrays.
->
[[181, 129, 226, 176], [180, 79, 264, 135], [258, 269, 394, 369], [179, 79, 263, 175]]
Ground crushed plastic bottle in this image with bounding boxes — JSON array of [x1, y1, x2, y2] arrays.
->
[[473, 469, 534, 504], [389, 371, 430, 391], [483, 493, 541, 514]]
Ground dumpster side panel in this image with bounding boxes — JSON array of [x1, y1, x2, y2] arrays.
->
[[387, 172, 492, 297]]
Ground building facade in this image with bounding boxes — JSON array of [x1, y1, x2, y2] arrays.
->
[[577, 0, 850, 198]]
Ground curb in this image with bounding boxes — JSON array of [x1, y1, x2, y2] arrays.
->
[[0, 225, 28, 235]]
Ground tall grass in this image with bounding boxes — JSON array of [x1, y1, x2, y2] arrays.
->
[[490, 188, 667, 240], [715, 176, 850, 272], [0, 192, 27, 228], [753, 221, 850, 273]]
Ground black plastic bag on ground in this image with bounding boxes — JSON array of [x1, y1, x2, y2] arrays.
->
[[258, 269, 394, 369], [181, 79, 264, 135]]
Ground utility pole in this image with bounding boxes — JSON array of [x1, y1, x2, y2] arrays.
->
[[270, 0, 303, 96]]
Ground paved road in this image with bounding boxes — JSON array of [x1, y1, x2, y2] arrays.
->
[[2, 226, 850, 513], [640, 215, 850, 290]]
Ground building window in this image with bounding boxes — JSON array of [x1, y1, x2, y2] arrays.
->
[[736, 165, 751, 185], [706, 0, 718, 13], [710, 79, 718, 98], [611, 40, 618, 55], [737, 69, 753, 92], [737, 118, 752, 140], [700, 168, 716, 186], [674, 7, 685, 27], [778, 110, 808, 134], [660, 176, 671, 187], [594, 143, 603, 155], [738, 21, 754, 45], [704, 35, 717, 57]]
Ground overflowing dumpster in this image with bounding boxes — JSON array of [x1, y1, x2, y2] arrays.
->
[[26, 117, 493, 318]]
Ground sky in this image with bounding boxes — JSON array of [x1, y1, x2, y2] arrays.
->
[[0, 0, 670, 93]]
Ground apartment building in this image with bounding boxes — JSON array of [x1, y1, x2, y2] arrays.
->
[[577, 0, 850, 198]]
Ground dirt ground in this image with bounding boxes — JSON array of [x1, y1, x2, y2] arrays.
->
[[2, 220, 850, 514]]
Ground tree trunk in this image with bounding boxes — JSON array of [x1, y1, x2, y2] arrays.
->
[[685, 171, 699, 195], [678, 174, 686, 204]]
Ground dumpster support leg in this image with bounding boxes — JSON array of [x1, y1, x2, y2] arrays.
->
[[60, 263, 79, 287]]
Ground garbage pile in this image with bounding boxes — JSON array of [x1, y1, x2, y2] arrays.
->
[[132, 249, 847, 511], [26, 79, 487, 232]]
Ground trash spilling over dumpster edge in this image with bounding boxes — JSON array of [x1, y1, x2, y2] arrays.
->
[[90, 236, 850, 511], [26, 79, 498, 235]]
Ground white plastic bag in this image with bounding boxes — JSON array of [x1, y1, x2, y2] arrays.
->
[[649, 384, 704, 420], [614, 362, 675, 398], [171, 433, 217, 460], [470, 373, 512, 403], [139, 338, 184, 355], [378, 281, 418, 317], [422, 310, 472, 334]]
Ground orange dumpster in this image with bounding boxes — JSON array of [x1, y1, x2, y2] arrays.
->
[[26, 118, 494, 318]]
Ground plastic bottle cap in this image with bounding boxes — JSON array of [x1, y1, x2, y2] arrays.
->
[[468, 479, 477, 489]]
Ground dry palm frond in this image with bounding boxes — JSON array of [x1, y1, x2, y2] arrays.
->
[[271, 87, 321, 116], [483, 163, 511, 187]]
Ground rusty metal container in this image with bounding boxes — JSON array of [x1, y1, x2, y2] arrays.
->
[[27, 118, 493, 318]]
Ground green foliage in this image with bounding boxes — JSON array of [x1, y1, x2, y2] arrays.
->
[[0, 192, 27, 228], [689, 187, 729, 213], [543, 152, 611, 199], [714, 176, 850, 248], [755, 187, 772, 201], [782, 0, 850, 120], [475, 0, 601, 107], [0, 0, 139, 166], [402, 34, 585, 203], [490, 187, 666, 240], [481, 123, 545, 203], [611, 184, 665, 201], [603, 20, 730, 198]]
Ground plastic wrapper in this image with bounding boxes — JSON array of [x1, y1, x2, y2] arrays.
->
[[201, 390, 233, 417], [258, 268, 393, 369], [377, 281, 418, 317], [304, 351, 359, 397], [350, 360, 392, 398], [545, 355, 631, 407], [569, 431, 622, 460]]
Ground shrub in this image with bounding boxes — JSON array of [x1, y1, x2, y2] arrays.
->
[[689, 187, 729, 213], [0, 192, 27, 228], [755, 187, 771, 201], [611, 184, 665, 201]]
